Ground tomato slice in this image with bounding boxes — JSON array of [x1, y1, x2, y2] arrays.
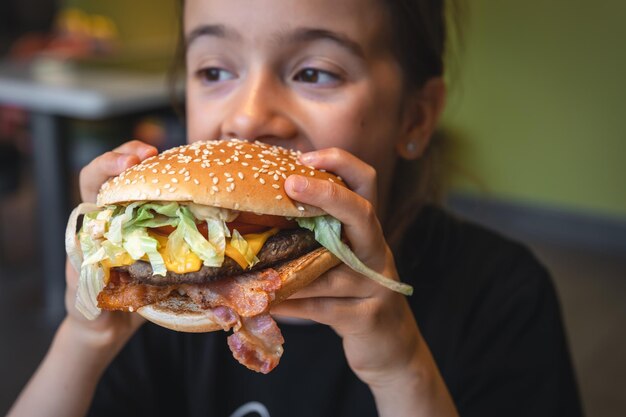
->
[[235, 212, 298, 229], [151, 213, 296, 237], [153, 225, 176, 235]]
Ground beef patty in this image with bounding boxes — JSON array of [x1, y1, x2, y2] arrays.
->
[[112, 228, 320, 285]]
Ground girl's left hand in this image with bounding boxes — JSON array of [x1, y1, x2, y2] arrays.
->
[[272, 147, 424, 389]]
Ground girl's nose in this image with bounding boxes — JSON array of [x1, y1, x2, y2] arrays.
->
[[220, 72, 297, 142]]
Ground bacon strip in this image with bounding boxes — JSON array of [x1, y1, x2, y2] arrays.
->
[[182, 269, 281, 316], [97, 268, 286, 372], [227, 314, 285, 374]]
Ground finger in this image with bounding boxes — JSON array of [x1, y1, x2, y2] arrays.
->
[[299, 148, 377, 204], [288, 265, 377, 299], [285, 174, 385, 263], [80, 151, 140, 202], [271, 297, 363, 331], [113, 140, 158, 160]]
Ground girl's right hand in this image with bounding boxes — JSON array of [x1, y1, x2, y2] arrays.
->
[[65, 140, 158, 353]]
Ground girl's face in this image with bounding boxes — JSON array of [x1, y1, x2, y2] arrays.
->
[[185, 0, 410, 188]]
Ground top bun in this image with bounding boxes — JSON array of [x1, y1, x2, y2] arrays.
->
[[97, 139, 344, 217]]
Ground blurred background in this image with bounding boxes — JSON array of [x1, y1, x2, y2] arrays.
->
[[0, 0, 624, 416]]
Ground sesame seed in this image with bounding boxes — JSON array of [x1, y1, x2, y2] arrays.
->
[[152, 169, 158, 173], [238, 172, 244, 180], [169, 187, 177, 193], [224, 172, 231, 177], [329, 178, 335, 183], [297, 205, 305, 211], [213, 177, 219, 185], [152, 179, 159, 184], [241, 162, 249, 167], [184, 177, 190, 182], [125, 179, 131, 185], [193, 179, 200, 185], [212, 185, 219, 192], [226, 177, 234, 183], [253, 173, 260, 178], [245, 154, 253, 159], [209, 172, 215, 177], [259, 178, 266, 184], [309, 171, 315, 176], [164, 183, 171, 189], [272, 184, 280, 189], [171, 178, 178, 183], [337, 176, 342, 181], [273, 174, 279, 181], [275, 195, 283, 200]]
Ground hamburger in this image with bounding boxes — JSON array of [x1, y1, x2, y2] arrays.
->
[[66, 139, 413, 373]]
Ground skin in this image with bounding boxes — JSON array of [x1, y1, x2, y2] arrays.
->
[[9, 0, 455, 416]]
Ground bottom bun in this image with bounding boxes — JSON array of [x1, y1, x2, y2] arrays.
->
[[137, 247, 340, 332]]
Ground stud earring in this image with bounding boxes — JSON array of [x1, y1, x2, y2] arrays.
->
[[406, 141, 417, 153]]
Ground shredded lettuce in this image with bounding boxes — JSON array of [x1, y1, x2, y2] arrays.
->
[[75, 264, 105, 320], [122, 227, 167, 276], [230, 229, 260, 268], [296, 216, 414, 296], [104, 202, 140, 244], [174, 206, 224, 267]]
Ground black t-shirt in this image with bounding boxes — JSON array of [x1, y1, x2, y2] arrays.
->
[[88, 205, 583, 417]]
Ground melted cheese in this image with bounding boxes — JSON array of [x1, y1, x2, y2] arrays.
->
[[99, 228, 280, 278], [225, 228, 279, 269]]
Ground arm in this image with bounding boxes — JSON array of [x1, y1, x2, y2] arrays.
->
[[8, 141, 158, 417], [271, 148, 458, 417]]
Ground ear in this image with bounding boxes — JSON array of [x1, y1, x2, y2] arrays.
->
[[396, 77, 446, 160]]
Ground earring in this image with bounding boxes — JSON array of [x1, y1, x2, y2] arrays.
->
[[406, 141, 417, 153]]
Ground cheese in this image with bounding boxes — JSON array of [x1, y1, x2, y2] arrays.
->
[[225, 228, 279, 269], [151, 232, 202, 274], [100, 227, 280, 278]]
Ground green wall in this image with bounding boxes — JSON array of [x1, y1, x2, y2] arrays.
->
[[442, 0, 626, 219]]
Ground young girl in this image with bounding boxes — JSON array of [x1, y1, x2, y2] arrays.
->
[[9, 0, 582, 416]]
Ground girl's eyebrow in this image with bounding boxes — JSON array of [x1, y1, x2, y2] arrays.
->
[[186, 24, 242, 49], [186, 24, 364, 59], [283, 27, 365, 59]]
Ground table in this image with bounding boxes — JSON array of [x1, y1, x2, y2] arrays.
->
[[0, 58, 180, 322]]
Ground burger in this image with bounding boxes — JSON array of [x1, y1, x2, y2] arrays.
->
[[66, 139, 413, 373]]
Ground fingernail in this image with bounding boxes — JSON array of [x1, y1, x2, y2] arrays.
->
[[290, 175, 309, 192], [300, 152, 316, 164]]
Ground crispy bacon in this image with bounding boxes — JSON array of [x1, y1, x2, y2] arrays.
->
[[181, 269, 281, 316], [97, 267, 286, 373], [97, 270, 176, 311], [227, 314, 285, 374]]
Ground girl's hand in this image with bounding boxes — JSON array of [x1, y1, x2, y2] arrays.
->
[[273, 148, 457, 416], [67, 140, 158, 352]]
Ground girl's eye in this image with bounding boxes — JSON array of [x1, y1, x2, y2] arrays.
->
[[293, 68, 340, 86], [197, 67, 235, 83]]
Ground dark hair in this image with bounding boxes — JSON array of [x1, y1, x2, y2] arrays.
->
[[169, 0, 461, 248], [382, 0, 461, 250]]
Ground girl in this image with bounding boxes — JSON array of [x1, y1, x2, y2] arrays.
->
[[9, 0, 582, 416]]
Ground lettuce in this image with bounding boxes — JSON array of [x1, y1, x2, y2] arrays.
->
[[230, 229, 260, 268], [174, 206, 224, 267], [104, 202, 140, 244], [122, 227, 167, 276], [296, 216, 414, 296]]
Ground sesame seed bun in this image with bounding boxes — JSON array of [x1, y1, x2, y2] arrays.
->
[[137, 247, 340, 332], [97, 139, 344, 217]]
